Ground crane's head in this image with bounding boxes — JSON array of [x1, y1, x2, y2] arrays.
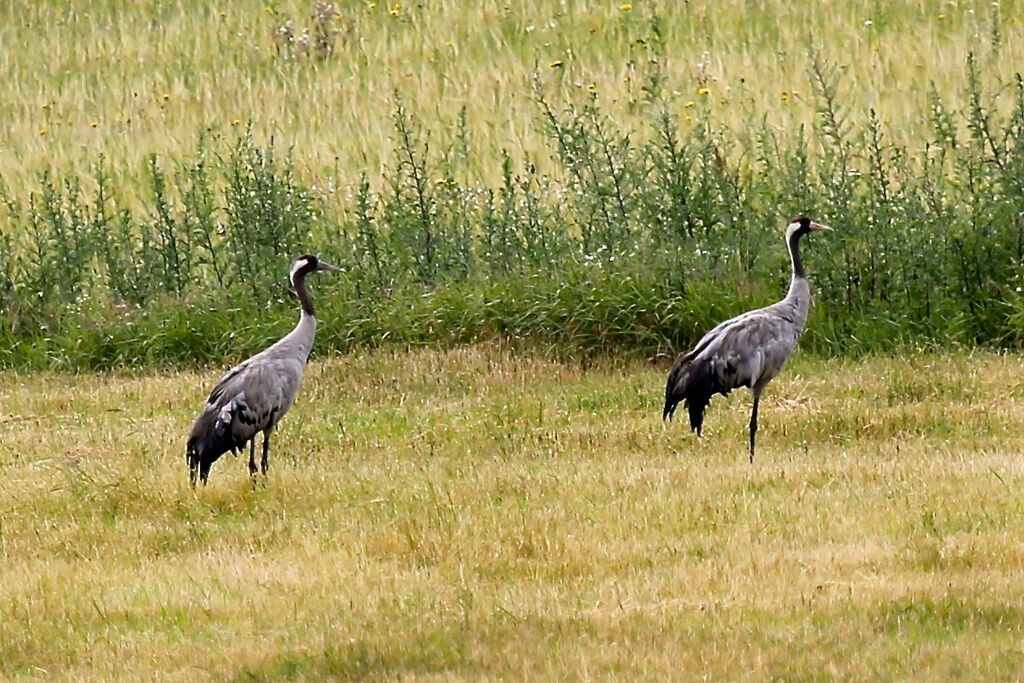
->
[[786, 215, 832, 241], [290, 254, 342, 287], [186, 437, 213, 488], [186, 407, 236, 488]]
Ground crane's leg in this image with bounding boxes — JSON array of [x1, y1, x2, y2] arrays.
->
[[248, 439, 258, 477], [749, 395, 759, 464], [261, 432, 270, 476]]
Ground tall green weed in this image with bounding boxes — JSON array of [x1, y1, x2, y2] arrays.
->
[[2, 54, 1024, 368]]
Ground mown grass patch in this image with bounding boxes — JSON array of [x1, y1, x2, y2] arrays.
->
[[3, 346, 1024, 678]]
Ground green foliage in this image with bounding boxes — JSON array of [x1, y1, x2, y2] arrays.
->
[[224, 129, 316, 298], [3, 54, 1024, 368]]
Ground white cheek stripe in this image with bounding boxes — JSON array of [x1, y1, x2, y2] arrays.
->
[[290, 258, 311, 285]]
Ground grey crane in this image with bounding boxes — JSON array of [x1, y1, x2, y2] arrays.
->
[[663, 216, 832, 462], [186, 254, 340, 486]]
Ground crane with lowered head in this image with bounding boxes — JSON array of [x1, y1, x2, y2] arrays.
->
[[186, 254, 340, 486], [663, 216, 832, 462]]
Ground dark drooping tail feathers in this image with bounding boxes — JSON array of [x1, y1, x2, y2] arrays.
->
[[663, 354, 722, 435]]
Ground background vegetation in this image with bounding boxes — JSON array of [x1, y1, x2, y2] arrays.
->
[[0, 1, 1023, 368]]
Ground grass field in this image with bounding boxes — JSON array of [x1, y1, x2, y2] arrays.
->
[[2, 0, 1021, 199], [5, 1, 1024, 677], [3, 345, 1024, 678]]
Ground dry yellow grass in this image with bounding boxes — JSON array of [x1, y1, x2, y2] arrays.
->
[[2, 0, 1020, 201], [3, 345, 1024, 678]]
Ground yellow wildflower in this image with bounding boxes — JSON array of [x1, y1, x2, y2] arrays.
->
[[90, 121, 98, 128], [684, 101, 695, 108], [781, 90, 789, 101], [389, 3, 400, 16], [549, 60, 563, 68], [231, 118, 242, 126], [698, 87, 710, 96], [39, 128, 48, 136], [938, 13, 946, 20], [620, 3, 632, 11]]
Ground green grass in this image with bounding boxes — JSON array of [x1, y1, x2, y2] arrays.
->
[[3, 345, 1024, 678]]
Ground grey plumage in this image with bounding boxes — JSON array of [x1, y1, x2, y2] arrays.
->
[[186, 254, 340, 486], [663, 216, 832, 462]]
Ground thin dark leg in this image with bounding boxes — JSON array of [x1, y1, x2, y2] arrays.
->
[[261, 432, 270, 476], [749, 395, 759, 464], [248, 439, 257, 477]]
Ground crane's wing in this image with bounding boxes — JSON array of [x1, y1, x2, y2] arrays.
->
[[664, 307, 801, 430], [706, 311, 801, 388], [205, 357, 255, 407], [200, 353, 306, 448]]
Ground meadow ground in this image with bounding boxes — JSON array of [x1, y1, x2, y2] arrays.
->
[[3, 345, 1024, 679]]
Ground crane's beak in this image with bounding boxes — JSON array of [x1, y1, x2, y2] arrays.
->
[[187, 451, 199, 489], [316, 260, 343, 272], [809, 222, 833, 232]]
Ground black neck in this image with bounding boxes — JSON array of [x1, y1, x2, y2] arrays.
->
[[293, 270, 315, 317], [788, 228, 806, 280]]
